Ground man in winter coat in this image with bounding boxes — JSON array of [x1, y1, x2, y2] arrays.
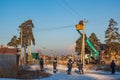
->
[[39, 57, 44, 71], [53, 57, 57, 73], [67, 58, 73, 74], [110, 60, 116, 74], [77, 59, 84, 74]]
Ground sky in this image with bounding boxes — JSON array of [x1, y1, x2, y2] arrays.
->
[[0, 0, 120, 54]]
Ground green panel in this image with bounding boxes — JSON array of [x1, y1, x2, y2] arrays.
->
[[85, 38, 99, 58], [31, 53, 38, 59]]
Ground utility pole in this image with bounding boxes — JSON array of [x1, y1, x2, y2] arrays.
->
[[43, 48, 46, 65], [76, 20, 87, 67], [20, 28, 22, 65], [81, 21, 85, 67]]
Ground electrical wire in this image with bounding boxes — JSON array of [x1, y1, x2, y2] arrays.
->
[[62, 0, 81, 17], [33, 0, 83, 32], [55, 0, 76, 17], [32, 0, 85, 32], [34, 24, 75, 32]]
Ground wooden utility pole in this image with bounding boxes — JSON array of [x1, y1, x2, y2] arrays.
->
[[82, 22, 85, 67], [20, 28, 23, 65], [43, 48, 46, 65], [76, 20, 86, 67]]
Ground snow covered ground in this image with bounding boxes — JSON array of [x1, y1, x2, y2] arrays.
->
[[0, 64, 120, 80], [41, 65, 120, 80]]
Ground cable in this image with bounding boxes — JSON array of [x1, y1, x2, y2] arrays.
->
[[62, 0, 81, 17], [34, 24, 75, 32], [55, 0, 82, 18], [55, 0, 76, 17]]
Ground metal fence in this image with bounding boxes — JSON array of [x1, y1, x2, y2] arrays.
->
[[0, 54, 17, 77]]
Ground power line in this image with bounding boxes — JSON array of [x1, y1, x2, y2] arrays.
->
[[55, 0, 76, 17], [62, 0, 81, 17], [34, 24, 75, 32], [33, 0, 79, 32], [55, 0, 82, 18]]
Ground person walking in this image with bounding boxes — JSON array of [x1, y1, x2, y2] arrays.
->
[[53, 57, 57, 73], [67, 58, 73, 75], [110, 60, 116, 74], [77, 59, 84, 74], [39, 57, 44, 71]]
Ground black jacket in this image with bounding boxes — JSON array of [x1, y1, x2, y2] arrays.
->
[[39, 58, 44, 65], [67, 59, 73, 68], [110, 61, 115, 69], [53, 59, 57, 67]]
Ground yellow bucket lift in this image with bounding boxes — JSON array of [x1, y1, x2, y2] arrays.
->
[[76, 24, 84, 30]]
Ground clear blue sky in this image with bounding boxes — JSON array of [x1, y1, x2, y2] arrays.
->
[[0, 0, 120, 54]]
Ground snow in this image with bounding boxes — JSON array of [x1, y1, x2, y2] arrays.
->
[[40, 65, 120, 80], [0, 64, 120, 80]]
